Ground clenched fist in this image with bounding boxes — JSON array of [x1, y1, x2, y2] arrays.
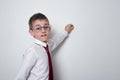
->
[[65, 24, 74, 33]]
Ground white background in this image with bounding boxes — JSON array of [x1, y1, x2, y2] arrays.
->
[[0, 0, 120, 80]]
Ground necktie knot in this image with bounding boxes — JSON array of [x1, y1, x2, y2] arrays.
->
[[44, 45, 49, 53]]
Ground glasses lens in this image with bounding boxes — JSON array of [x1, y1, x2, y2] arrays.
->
[[36, 27, 42, 30], [43, 25, 49, 29], [33, 25, 50, 32]]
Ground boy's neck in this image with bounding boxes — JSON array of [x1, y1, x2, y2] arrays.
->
[[34, 38, 48, 47]]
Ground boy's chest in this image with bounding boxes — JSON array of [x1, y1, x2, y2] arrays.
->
[[31, 47, 50, 73], [35, 45, 52, 65]]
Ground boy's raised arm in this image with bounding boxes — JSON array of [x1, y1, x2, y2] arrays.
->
[[48, 24, 74, 51]]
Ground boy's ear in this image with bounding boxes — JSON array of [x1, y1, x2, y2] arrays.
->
[[29, 30, 34, 37]]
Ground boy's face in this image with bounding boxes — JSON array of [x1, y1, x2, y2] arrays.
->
[[29, 19, 50, 42]]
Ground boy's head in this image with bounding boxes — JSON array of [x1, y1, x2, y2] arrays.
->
[[29, 13, 51, 42]]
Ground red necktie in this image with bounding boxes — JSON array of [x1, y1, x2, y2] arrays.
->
[[44, 45, 53, 80]]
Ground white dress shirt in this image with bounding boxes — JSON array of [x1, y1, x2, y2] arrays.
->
[[15, 31, 68, 80]]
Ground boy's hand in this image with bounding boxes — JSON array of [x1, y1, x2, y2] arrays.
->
[[65, 24, 74, 33]]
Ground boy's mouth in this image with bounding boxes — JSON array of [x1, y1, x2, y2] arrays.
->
[[41, 34, 47, 37]]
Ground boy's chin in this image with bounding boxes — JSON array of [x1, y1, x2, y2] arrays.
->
[[38, 37, 48, 42], [41, 39, 48, 43], [43, 40, 47, 43]]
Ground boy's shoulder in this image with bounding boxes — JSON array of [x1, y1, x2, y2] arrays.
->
[[23, 43, 44, 57], [23, 43, 37, 56]]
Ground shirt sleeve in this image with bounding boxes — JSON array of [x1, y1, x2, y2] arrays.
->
[[48, 31, 69, 51], [15, 48, 37, 80]]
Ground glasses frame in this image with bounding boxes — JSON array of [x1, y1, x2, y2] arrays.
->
[[32, 24, 50, 33]]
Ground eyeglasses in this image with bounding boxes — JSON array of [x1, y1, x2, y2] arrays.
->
[[32, 25, 50, 32]]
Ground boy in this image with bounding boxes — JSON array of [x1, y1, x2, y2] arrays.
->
[[16, 13, 74, 80]]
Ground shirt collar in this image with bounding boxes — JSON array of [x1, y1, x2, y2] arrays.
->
[[34, 38, 47, 47]]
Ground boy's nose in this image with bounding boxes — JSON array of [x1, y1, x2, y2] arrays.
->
[[41, 28, 46, 32]]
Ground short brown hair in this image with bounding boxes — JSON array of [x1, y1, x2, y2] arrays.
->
[[28, 13, 49, 30]]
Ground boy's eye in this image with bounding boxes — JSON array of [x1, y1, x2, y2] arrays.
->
[[36, 27, 42, 30], [44, 26, 48, 29]]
